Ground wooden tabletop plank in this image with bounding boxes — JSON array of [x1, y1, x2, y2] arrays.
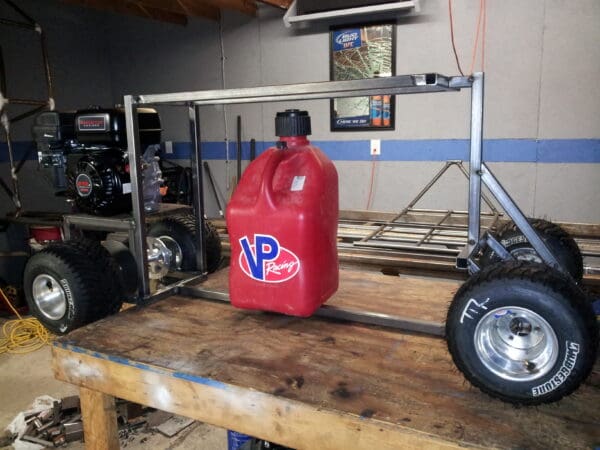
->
[[199, 267, 459, 323], [53, 344, 471, 450], [53, 285, 600, 449]]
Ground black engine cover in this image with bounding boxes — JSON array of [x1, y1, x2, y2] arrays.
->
[[67, 149, 131, 216], [74, 107, 161, 147], [33, 106, 161, 217]]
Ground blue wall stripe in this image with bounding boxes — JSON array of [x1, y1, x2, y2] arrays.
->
[[2, 139, 599, 163], [537, 139, 600, 163]]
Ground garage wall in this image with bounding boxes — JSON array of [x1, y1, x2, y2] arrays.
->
[[211, 0, 600, 222], [106, 0, 600, 222], [2, 0, 599, 223]]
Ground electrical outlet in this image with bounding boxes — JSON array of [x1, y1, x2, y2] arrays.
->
[[164, 140, 173, 154], [370, 139, 381, 156]]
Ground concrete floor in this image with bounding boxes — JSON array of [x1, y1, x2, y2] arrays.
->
[[0, 345, 227, 449]]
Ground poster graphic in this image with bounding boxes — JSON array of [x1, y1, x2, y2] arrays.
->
[[330, 24, 395, 131]]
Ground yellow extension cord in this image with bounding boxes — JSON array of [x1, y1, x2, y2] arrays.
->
[[0, 287, 53, 354]]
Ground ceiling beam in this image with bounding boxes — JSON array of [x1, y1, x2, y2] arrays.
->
[[197, 0, 257, 16], [135, 0, 220, 21], [177, 0, 221, 20], [61, 0, 189, 25], [256, 0, 292, 9], [134, 3, 189, 24]]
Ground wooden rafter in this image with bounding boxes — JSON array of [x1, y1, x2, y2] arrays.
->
[[61, 0, 189, 24], [61, 0, 220, 23], [135, 0, 220, 20], [177, 0, 221, 20], [199, 0, 257, 16], [62, 0, 289, 24], [256, 0, 292, 9]]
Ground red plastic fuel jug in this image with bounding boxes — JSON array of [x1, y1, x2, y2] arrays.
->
[[226, 109, 339, 317]]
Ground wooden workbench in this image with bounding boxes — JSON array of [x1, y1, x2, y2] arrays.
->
[[51, 268, 600, 449]]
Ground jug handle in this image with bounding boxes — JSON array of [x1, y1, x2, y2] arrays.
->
[[259, 149, 284, 209]]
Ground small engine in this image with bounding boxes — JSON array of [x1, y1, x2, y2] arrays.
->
[[33, 107, 161, 216]]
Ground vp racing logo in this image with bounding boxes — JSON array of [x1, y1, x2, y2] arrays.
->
[[239, 234, 300, 283]]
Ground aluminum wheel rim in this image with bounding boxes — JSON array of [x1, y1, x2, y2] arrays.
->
[[511, 248, 543, 264], [32, 274, 67, 321], [157, 236, 183, 270], [474, 306, 558, 382]]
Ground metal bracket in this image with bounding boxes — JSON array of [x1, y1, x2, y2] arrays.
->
[[479, 163, 563, 273], [464, 73, 565, 276], [458, 232, 513, 274], [456, 245, 471, 271], [485, 232, 513, 261]]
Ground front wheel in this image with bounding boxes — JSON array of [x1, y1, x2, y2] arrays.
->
[[446, 260, 598, 405]]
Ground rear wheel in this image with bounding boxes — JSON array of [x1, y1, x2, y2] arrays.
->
[[446, 260, 598, 405], [24, 241, 118, 334], [480, 218, 583, 280], [102, 240, 139, 301], [58, 239, 124, 315], [148, 214, 221, 273]]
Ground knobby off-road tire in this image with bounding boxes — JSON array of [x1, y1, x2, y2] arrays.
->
[[101, 239, 139, 300], [59, 239, 124, 315], [148, 214, 222, 273], [480, 218, 583, 281], [23, 239, 121, 334], [446, 260, 598, 405]]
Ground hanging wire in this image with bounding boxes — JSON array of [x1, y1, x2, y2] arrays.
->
[[469, 0, 485, 74], [365, 155, 378, 210], [481, 0, 487, 71], [448, 0, 488, 76], [448, 0, 465, 76]]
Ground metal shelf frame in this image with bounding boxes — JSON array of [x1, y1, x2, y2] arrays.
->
[[124, 72, 564, 315], [0, 0, 55, 215]]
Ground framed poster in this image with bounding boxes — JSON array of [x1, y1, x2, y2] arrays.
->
[[330, 23, 396, 131]]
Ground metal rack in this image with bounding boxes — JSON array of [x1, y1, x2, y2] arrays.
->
[[0, 0, 54, 214], [124, 72, 564, 321], [352, 160, 502, 253], [340, 210, 600, 266]]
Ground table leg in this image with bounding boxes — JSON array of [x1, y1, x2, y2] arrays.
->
[[80, 387, 119, 450]]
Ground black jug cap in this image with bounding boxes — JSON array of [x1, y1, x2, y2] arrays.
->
[[275, 109, 311, 137]]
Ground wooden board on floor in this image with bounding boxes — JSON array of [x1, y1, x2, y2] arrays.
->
[[52, 270, 600, 450]]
